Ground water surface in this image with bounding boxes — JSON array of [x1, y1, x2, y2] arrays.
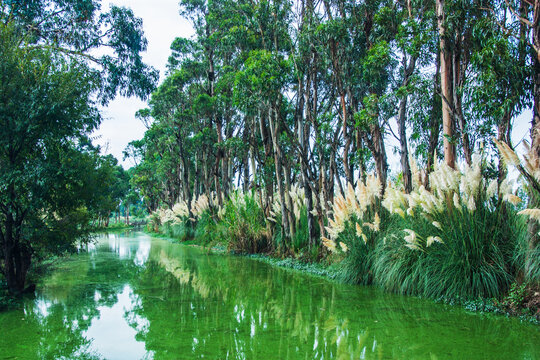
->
[[1, 231, 538, 359]]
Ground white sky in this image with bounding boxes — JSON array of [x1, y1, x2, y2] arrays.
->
[[91, 0, 532, 170], [92, 0, 194, 168]]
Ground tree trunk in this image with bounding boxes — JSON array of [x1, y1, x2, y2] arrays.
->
[[398, 54, 416, 193], [267, 107, 290, 241], [2, 212, 30, 293], [3, 214, 17, 292], [371, 124, 388, 191], [497, 112, 512, 184], [341, 93, 353, 184], [436, 0, 456, 169], [426, 52, 442, 188], [283, 160, 296, 238]]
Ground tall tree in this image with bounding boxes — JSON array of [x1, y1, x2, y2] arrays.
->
[[0, 1, 157, 293]]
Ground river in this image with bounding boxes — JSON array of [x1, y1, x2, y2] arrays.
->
[[0, 231, 538, 359]]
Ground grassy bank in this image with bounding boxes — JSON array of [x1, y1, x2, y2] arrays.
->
[[145, 157, 540, 324]]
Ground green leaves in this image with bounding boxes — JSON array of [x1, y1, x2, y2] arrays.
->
[[1, 0, 158, 103], [0, 2, 157, 291]]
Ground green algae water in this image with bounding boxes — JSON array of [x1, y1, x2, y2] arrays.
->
[[1, 232, 539, 359]]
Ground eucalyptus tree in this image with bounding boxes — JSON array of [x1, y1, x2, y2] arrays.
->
[[489, 0, 540, 270], [128, 0, 538, 255], [0, 0, 157, 293], [391, 0, 434, 192]]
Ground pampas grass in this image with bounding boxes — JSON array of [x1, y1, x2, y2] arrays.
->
[[374, 155, 522, 299]]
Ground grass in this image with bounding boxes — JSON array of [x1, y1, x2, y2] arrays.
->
[[215, 192, 270, 253], [246, 253, 339, 280], [373, 200, 520, 300]]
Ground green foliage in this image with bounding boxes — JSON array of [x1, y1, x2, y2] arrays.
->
[[194, 210, 220, 248], [504, 283, 528, 309], [290, 207, 311, 252], [162, 220, 194, 242], [514, 227, 540, 284], [217, 192, 269, 254], [373, 202, 522, 300], [0, 279, 19, 311], [0, 1, 156, 292]]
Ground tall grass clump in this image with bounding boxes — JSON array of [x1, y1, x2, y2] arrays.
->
[[190, 194, 221, 246], [373, 155, 522, 299], [495, 138, 540, 284], [218, 191, 269, 253], [161, 201, 194, 241], [514, 228, 540, 284], [322, 175, 385, 285], [148, 200, 195, 241]]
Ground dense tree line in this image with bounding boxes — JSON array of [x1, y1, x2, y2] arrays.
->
[[131, 0, 538, 238]]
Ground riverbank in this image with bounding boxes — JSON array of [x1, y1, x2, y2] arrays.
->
[[145, 228, 540, 325]]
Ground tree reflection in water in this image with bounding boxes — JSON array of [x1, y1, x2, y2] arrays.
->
[[1, 232, 539, 360]]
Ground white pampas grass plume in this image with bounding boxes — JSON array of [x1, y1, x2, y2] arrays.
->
[[518, 209, 540, 222], [453, 192, 461, 209], [426, 236, 443, 247], [503, 194, 522, 206], [382, 186, 407, 214], [373, 213, 380, 232], [403, 229, 417, 244], [493, 138, 521, 168], [394, 208, 405, 218], [467, 196, 476, 212], [355, 222, 363, 237], [322, 237, 338, 253], [486, 180, 498, 198]]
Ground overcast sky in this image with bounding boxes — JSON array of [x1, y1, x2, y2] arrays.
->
[[92, 0, 194, 168], [92, 0, 530, 170]]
